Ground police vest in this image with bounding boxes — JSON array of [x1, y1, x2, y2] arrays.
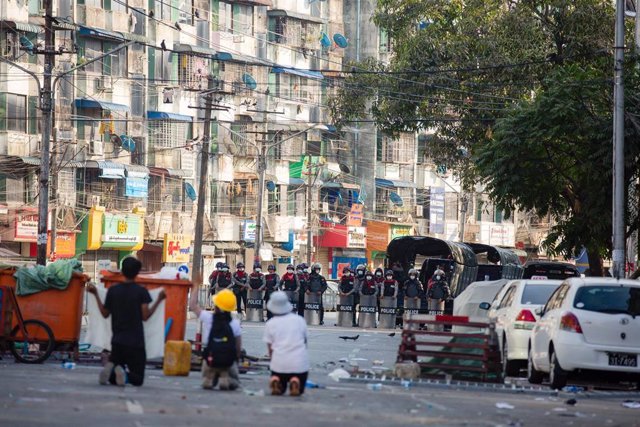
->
[[297, 275, 309, 292], [383, 280, 396, 297], [404, 280, 421, 298], [361, 280, 377, 296], [281, 275, 297, 291], [265, 274, 278, 291], [339, 277, 354, 293], [249, 274, 263, 290], [216, 273, 231, 288], [308, 274, 324, 293]]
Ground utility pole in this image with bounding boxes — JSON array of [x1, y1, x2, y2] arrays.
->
[[613, 0, 626, 279], [458, 194, 468, 242], [254, 143, 267, 263], [306, 156, 314, 265], [36, 0, 55, 265], [192, 79, 213, 288]]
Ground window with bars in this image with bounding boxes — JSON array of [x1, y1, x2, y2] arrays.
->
[[148, 121, 188, 149], [1, 93, 27, 133], [377, 133, 415, 163], [154, 0, 172, 21], [179, 0, 194, 26], [178, 54, 209, 89], [229, 179, 257, 216], [268, 185, 281, 215], [148, 175, 183, 212]]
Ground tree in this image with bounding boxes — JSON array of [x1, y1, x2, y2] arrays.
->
[[330, 0, 640, 274]]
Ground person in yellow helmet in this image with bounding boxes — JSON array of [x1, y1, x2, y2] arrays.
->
[[189, 287, 242, 390]]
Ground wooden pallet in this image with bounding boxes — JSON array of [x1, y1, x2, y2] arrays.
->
[[397, 314, 502, 382]]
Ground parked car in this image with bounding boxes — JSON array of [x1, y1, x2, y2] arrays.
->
[[482, 279, 562, 377], [528, 278, 640, 389], [322, 281, 339, 311]]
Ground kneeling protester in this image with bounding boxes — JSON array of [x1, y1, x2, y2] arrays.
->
[[263, 291, 310, 396]]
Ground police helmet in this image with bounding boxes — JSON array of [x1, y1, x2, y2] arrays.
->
[[312, 263, 322, 271], [215, 262, 223, 269], [236, 262, 245, 269], [268, 264, 276, 271], [342, 266, 352, 273]]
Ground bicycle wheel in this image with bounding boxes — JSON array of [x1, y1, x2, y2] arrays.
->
[[9, 319, 55, 364]]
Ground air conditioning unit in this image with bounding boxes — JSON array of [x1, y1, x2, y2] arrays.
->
[[89, 139, 104, 156], [416, 205, 424, 218], [321, 202, 329, 214], [96, 76, 113, 92]]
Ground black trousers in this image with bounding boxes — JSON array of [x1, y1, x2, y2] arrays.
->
[[297, 291, 305, 317], [236, 289, 247, 313], [109, 343, 146, 386], [265, 290, 274, 320], [271, 371, 309, 394]]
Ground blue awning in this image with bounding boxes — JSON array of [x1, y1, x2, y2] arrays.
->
[[78, 25, 124, 41], [124, 164, 149, 179], [289, 178, 305, 186], [212, 51, 273, 66], [146, 111, 193, 121], [93, 161, 126, 179], [75, 98, 130, 112], [375, 178, 416, 189], [173, 43, 216, 56], [271, 67, 323, 80]]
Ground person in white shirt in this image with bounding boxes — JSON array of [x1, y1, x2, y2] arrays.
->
[[263, 291, 310, 396], [190, 287, 242, 390]]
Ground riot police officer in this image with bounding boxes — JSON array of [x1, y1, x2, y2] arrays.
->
[[403, 268, 423, 317], [427, 270, 450, 315], [232, 262, 249, 315], [296, 263, 310, 317], [308, 263, 328, 325], [279, 264, 299, 312], [248, 263, 266, 292], [214, 263, 232, 295], [208, 262, 223, 295], [338, 267, 357, 326], [264, 264, 280, 319]]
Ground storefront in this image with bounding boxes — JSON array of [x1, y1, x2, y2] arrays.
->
[[366, 220, 415, 268], [76, 206, 145, 278], [316, 221, 367, 279]]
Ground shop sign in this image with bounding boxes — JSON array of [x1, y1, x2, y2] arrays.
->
[[125, 177, 149, 198], [47, 231, 77, 258], [243, 220, 256, 242], [390, 225, 412, 241], [347, 226, 367, 248], [429, 187, 445, 234], [15, 214, 39, 242], [162, 233, 192, 263], [346, 203, 364, 227], [102, 213, 142, 248]]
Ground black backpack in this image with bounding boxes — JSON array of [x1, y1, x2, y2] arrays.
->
[[203, 317, 237, 368]]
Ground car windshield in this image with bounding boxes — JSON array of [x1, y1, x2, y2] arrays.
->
[[573, 286, 640, 316], [521, 284, 560, 305]]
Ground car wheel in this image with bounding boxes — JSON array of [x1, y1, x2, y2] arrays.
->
[[549, 350, 568, 390], [502, 338, 520, 378], [527, 345, 544, 384]]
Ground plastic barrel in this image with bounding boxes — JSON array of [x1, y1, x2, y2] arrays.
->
[[378, 297, 397, 329], [284, 291, 298, 313], [358, 295, 377, 329], [245, 289, 264, 322], [337, 294, 354, 327], [303, 293, 321, 326]]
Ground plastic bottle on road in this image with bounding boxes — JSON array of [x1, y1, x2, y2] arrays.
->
[[367, 383, 382, 391], [62, 362, 76, 370]]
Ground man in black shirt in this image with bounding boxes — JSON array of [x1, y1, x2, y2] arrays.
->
[[88, 257, 165, 386]]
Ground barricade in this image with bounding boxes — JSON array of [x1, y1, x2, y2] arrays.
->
[[397, 314, 501, 382], [245, 289, 264, 322], [304, 293, 321, 325], [358, 294, 377, 328], [337, 294, 354, 327], [378, 296, 397, 329]]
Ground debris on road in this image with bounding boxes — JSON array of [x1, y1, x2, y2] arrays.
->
[[328, 368, 351, 382], [373, 360, 384, 366], [305, 380, 324, 389], [565, 398, 577, 406], [622, 400, 640, 409], [366, 383, 382, 391], [388, 333, 396, 337], [562, 386, 584, 393], [495, 402, 515, 410], [243, 389, 265, 397], [339, 335, 360, 341]]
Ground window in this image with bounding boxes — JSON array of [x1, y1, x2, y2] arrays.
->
[[444, 192, 458, 221], [6, 93, 27, 133], [287, 187, 296, 216], [149, 121, 188, 149], [130, 7, 146, 36], [154, 0, 172, 21], [377, 133, 414, 163], [268, 185, 280, 214], [178, 54, 209, 89], [573, 286, 640, 315], [521, 284, 560, 305], [112, 0, 127, 13], [106, 42, 127, 77], [130, 77, 145, 117], [85, 0, 103, 8], [154, 50, 172, 83], [498, 285, 517, 309], [379, 28, 391, 52], [232, 3, 253, 35], [148, 175, 183, 212], [82, 39, 103, 73], [230, 121, 251, 156], [179, 0, 194, 26], [230, 179, 257, 216]]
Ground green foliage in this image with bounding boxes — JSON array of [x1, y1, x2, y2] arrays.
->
[[330, 0, 639, 265]]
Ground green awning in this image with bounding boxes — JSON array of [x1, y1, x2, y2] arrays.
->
[[119, 32, 150, 44], [173, 43, 216, 56]]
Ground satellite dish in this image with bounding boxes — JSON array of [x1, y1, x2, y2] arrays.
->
[[266, 181, 276, 192], [185, 182, 197, 200], [320, 32, 331, 48], [333, 33, 348, 48], [242, 73, 257, 90], [339, 163, 350, 174], [120, 135, 136, 152], [390, 192, 403, 206]]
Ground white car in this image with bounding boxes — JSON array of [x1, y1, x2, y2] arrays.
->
[[528, 278, 640, 389], [484, 280, 562, 377]]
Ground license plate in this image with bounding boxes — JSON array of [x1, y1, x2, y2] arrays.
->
[[608, 353, 638, 367]]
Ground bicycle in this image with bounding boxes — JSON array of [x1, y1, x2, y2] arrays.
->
[[0, 285, 55, 363]]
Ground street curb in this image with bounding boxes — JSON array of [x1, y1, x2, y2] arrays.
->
[[339, 375, 640, 399]]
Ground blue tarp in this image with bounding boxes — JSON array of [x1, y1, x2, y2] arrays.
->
[[271, 67, 323, 80], [75, 98, 130, 112], [146, 111, 193, 121]]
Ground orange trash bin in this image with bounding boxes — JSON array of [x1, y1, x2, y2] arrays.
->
[[0, 268, 89, 348], [101, 271, 192, 342]]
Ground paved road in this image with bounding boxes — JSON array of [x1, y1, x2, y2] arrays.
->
[[2, 315, 639, 426]]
